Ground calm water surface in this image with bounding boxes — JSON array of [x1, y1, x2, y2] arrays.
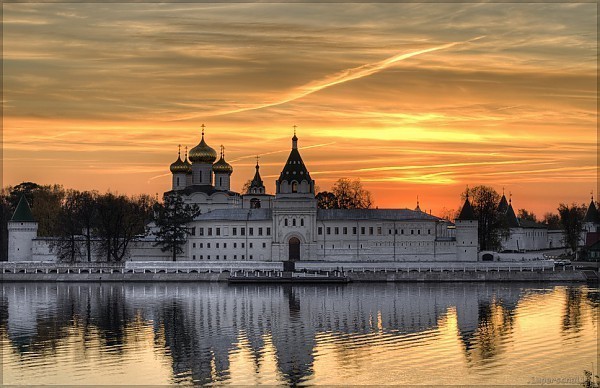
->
[[1, 282, 597, 385]]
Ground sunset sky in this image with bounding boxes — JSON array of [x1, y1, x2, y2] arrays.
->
[[3, 3, 597, 217]]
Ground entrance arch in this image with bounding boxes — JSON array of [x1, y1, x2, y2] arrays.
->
[[289, 237, 300, 261]]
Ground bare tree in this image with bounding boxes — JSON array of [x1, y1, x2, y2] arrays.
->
[[331, 178, 373, 209]]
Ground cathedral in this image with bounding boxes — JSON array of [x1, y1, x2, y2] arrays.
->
[[162, 126, 478, 262]]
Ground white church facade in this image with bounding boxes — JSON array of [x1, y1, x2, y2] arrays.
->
[[162, 127, 478, 263]]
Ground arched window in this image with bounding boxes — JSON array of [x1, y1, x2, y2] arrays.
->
[[199, 171, 202, 182], [219, 177, 222, 186], [176, 177, 180, 186], [292, 181, 298, 193]]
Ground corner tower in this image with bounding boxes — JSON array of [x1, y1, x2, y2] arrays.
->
[[455, 191, 478, 261], [8, 195, 38, 262]]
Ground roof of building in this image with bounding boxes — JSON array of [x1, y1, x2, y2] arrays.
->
[[498, 194, 509, 214], [518, 218, 547, 229], [11, 195, 35, 222], [250, 162, 264, 189], [456, 197, 476, 221], [278, 136, 312, 184], [504, 203, 520, 228], [584, 199, 600, 223], [166, 185, 240, 197], [195, 208, 272, 221], [317, 208, 444, 221], [585, 232, 600, 247]]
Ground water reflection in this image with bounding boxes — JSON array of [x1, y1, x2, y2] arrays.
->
[[1, 282, 597, 385]]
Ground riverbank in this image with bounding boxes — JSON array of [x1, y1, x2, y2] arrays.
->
[[2, 260, 595, 283], [1, 269, 590, 283]]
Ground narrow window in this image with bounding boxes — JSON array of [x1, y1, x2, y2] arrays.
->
[[207, 243, 211, 248], [233, 227, 237, 236], [262, 242, 266, 248], [318, 227, 323, 235], [193, 243, 196, 248], [199, 228, 204, 236], [343, 227, 347, 235], [208, 228, 212, 236], [292, 182, 298, 193], [285, 219, 288, 226], [241, 227, 245, 236], [258, 227, 263, 236], [249, 228, 254, 236], [377, 227, 382, 235], [335, 227, 339, 235], [216, 227, 220, 236], [369, 227, 374, 235], [234, 243, 237, 248], [301, 219, 304, 227], [293, 219, 296, 227], [327, 227, 331, 235], [361, 227, 365, 235], [353, 227, 357, 234], [267, 227, 271, 236]]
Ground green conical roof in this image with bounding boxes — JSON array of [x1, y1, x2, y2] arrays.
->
[[505, 203, 520, 228], [457, 197, 476, 220], [11, 195, 35, 222], [584, 199, 599, 223]]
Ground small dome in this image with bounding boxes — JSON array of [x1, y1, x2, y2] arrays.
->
[[189, 126, 217, 164], [170, 155, 188, 174], [213, 145, 233, 174], [183, 156, 192, 174]]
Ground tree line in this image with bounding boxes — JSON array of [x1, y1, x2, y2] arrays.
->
[[1, 182, 155, 262]]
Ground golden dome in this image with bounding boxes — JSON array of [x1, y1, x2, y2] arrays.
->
[[213, 145, 233, 174], [189, 126, 217, 164], [170, 150, 188, 174], [183, 156, 192, 174]]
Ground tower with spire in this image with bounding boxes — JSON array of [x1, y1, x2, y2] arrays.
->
[[272, 128, 318, 262], [8, 195, 39, 262], [455, 189, 478, 261], [583, 192, 600, 233], [242, 157, 274, 209]]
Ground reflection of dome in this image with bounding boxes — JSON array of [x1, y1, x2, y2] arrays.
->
[[213, 146, 233, 174], [189, 127, 217, 164], [170, 148, 189, 174]]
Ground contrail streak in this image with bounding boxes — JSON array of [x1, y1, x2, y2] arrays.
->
[[177, 36, 485, 120]]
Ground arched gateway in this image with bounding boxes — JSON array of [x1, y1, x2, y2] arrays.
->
[[289, 237, 300, 261]]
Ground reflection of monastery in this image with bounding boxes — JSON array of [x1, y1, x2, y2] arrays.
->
[[10, 126, 593, 263], [2, 282, 565, 385]]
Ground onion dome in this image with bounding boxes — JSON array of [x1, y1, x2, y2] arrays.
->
[[189, 125, 217, 164], [212, 145, 233, 174], [170, 145, 188, 174], [183, 146, 192, 174]]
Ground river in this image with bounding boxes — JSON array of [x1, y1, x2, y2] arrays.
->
[[1, 282, 597, 385]]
